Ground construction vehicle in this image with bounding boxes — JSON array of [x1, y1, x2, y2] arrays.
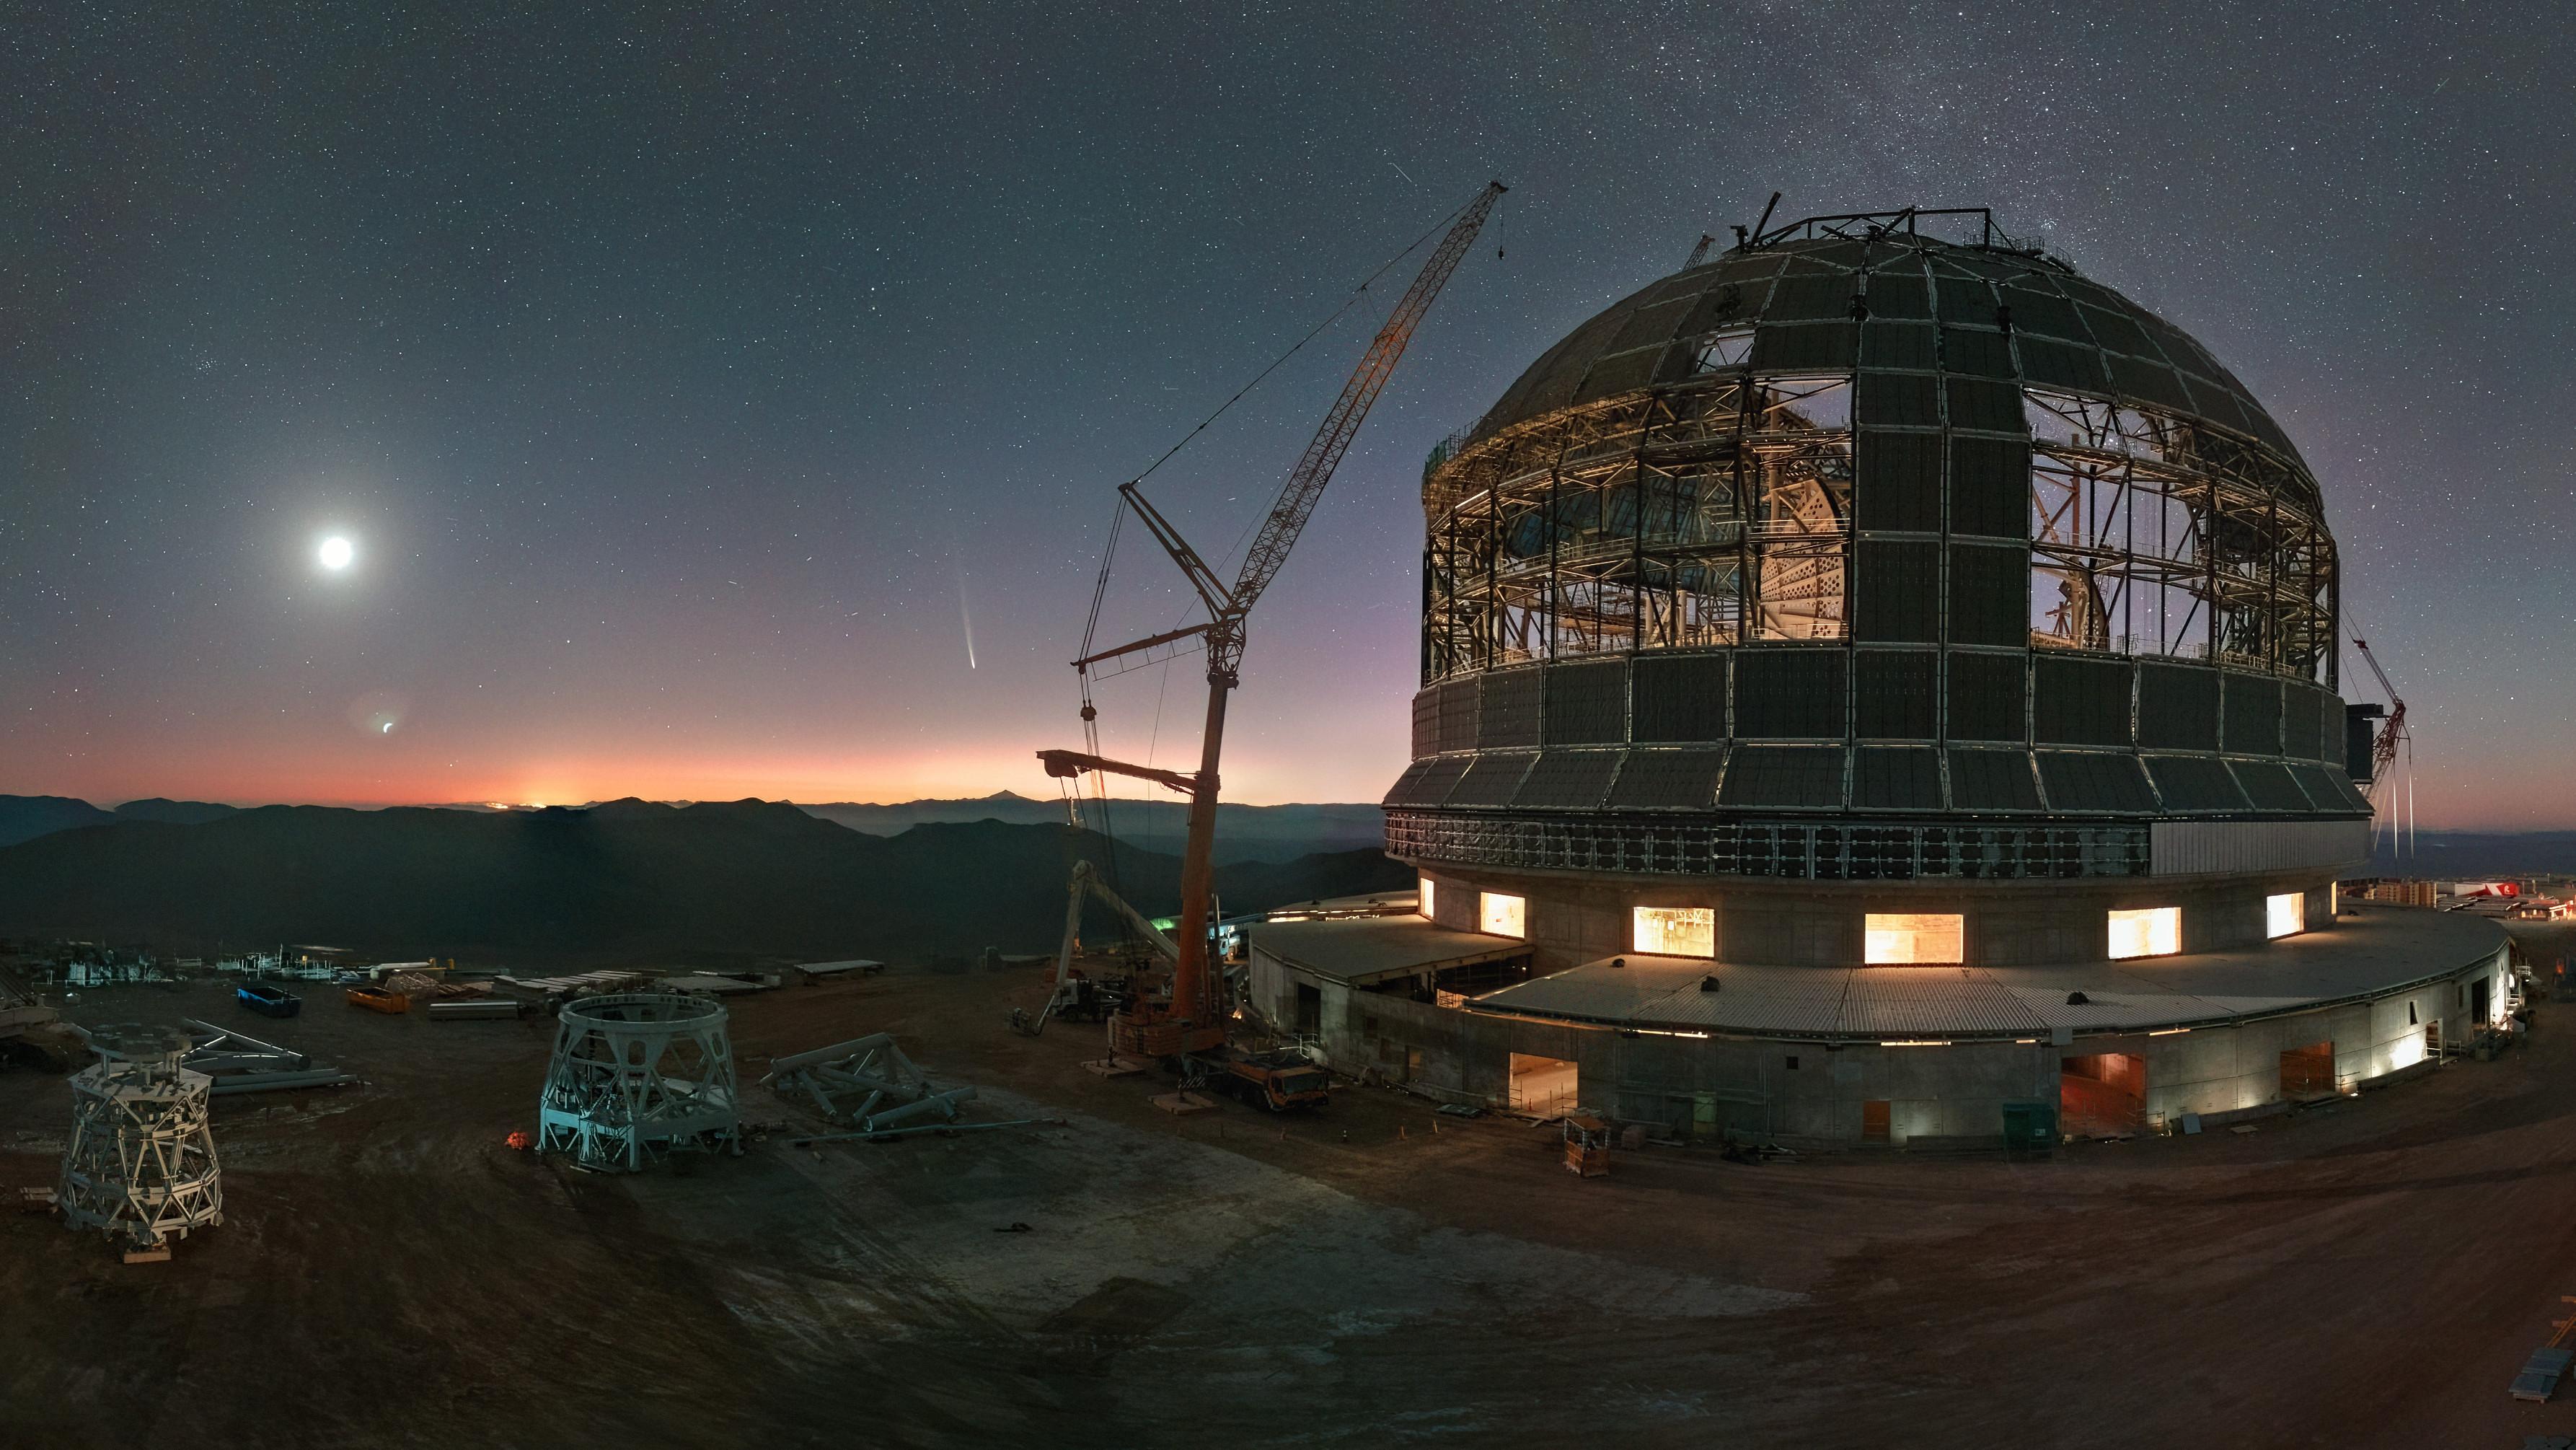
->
[[2349, 633, 2409, 795], [1201, 1045, 1330, 1112], [1038, 180, 1504, 1065], [1009, 859, 1170, 1036]]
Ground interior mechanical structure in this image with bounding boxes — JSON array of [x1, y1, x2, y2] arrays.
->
[[1388, 207, 2372, 965]]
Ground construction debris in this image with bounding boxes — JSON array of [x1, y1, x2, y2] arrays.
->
[[493, 970, 650, 1003], [761, 1033, 977, 1133]]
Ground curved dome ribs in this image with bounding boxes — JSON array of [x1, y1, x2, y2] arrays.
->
[[1420, 227, 2337, 690]]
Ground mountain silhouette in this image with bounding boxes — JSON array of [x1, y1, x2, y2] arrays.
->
[[0, 797, 1404, 968]]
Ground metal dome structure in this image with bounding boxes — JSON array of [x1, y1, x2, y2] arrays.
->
[[1388, 207, 2367, 889]]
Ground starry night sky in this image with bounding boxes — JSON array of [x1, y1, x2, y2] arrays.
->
[[7, 4, 2572, 825]]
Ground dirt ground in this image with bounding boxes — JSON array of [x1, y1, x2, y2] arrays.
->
[[7, 946, 2576, 1449]]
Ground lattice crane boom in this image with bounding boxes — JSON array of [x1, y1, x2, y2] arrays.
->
[[1050, 182, 1504, 1060], [1214, 180, 1507, 674], [2352, 635, 2408, 788]]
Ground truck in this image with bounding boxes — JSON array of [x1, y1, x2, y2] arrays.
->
[[1199, 1047, 1330, 1112]]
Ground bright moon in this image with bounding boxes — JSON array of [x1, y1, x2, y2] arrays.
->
[[318, 536, 354, 571]]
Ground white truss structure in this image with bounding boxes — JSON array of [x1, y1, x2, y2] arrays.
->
[[536, 993, 739, 1172], [60, 1024, 224, 1249]]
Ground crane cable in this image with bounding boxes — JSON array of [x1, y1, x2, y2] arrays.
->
[[1067, 187, 1491, 876]]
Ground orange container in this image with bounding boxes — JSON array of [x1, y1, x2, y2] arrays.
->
[[345, 985, 410, 1015]]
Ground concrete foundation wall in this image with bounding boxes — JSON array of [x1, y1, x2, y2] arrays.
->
[[1260, 941, 2516, 1147]]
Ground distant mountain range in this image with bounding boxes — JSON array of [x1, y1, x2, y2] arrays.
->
[[0, 796, 243, 846], [0, 798, 1408, 968], [798, 792, 1386, 864], [0, 791, 1382, 864]]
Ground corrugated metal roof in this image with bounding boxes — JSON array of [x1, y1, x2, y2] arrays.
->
[[1248, 916, 1523, 986]]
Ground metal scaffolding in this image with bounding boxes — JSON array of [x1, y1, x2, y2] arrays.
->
[[58, 1024, 224, 1251], [536, 993, 740, 1172]]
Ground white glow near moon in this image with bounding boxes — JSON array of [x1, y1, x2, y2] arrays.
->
[[318, 536, 355, 571]]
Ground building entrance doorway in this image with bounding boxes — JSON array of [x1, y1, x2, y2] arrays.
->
[[2471, 976, 2492, 1027], [2060, 1052, 2147, 1137], [2280, 1040, 2335, 1098], [1508, 1053, 1579, 1115], [1294, 983, 1322, 1038]]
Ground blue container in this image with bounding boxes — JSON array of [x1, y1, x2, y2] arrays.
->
[[237, 983, 302, 1019]]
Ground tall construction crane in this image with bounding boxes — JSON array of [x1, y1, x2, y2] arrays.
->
[[1039, 181, 1505, 1058], [2350, 635, 2409, 793]]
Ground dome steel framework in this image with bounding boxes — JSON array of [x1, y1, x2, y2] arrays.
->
[[1387, 208, 2365, 884]]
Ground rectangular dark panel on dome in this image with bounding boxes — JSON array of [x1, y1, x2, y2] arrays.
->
[[1995, 284, 2083, 340], [1574, 348, 1662, 405], [1718, 744, 1846, 809], [2319, 690, 2348, 763], [1749, 322, 1856, 372], [1478, 668, 1544, 750], [1680, 276, 1770, 335], [1631, 653, 1729, 742], [1544, 659, 1627, 744], [2223, 674, 2281, 755], [2280, 684, 2325, 761], [1852, 746, 1942, 809], [2288, 762, 2373, 814], [1855, 372, 1941, 427], [1854, 650, 1938, 738], [1856, 431, 1941, 532], [1436, 677, 1480, 753], [1863, 270, 1930, 319], [2036, 751, 2157, 814], [1948, 436, 2029, 540], [1734, 649, 1846, 738], [2078, 304, 2156, 359], [2012, 336, 2109, 393], [1858, 321, 1937, 370], [2105, 355, 2193, 413], [1948, 747, 2041, 811], [1948, 544, 2029, 647], [1768, 273, 1855, 322], [2179, 375, 2254, 434], [1607, 296, 1697, 356], [1944, 377, 2024, 434], [1948, 651, 2028, 741], [2137, 663, 2220, 749], [2228, 759, 2311, 813], [1607, 747, 1727, 809], [2033, 655, 2134, 746], [2145, 755, 2251, 813], [1853, 540, 1939, 643], [1513, 750, 1626, 810], [1382, 753, 1474, 808], [1932, 273, 1998, 325], [1445, 751, 1538, 808], [1941, 327, 2016, 379], [1411, 688, 1439, 757], [2145, 319, 2225, 377]]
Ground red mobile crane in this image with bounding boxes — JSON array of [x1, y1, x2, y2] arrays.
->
[[2350, 635, 2409, 794], [1039, 182, 1505, 1059]]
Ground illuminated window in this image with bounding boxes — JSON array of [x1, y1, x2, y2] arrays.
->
[[2266, 892, 2306, 939], [1864, 914, 1962, 965], [1633, 906, 1715, 957], [2108, 906, 2181, 960], [1419, 876, 1436, 920], [1479, 891, 1525, 939]]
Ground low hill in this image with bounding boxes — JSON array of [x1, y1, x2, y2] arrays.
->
[[0, 797, 1406, 969], [0, 795, 117, 848], [795, 793, 1385, 864]]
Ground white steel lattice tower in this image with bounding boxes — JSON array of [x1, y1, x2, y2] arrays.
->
[[60, 1024, 224, 1250], [537, 993, 740, 1172]]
